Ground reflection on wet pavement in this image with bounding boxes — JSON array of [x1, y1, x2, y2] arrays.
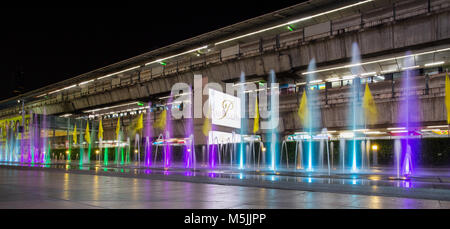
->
[[0, 167, 449, 209], [1, 161, 450, 207]]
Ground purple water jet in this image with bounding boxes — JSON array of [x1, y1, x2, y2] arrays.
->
[[144, 102, 153, 167], [397, 53, 420, 177]]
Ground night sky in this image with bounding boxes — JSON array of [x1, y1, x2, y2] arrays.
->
[[0, 1, 303, 100]]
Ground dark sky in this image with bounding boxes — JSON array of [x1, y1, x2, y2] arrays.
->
[[0, 1, 303, 100]]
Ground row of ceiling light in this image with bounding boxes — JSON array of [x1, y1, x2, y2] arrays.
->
[[302, 48, 450, 76], [295, 59, 447, 86]]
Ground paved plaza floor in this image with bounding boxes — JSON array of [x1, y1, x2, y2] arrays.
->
[[0, 166, 449, 209]]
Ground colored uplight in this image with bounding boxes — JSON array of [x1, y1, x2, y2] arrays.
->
[[404, 181, 411, 188], [182, 88, 195, 169], [368, 175, 381, 181], [307, 139, 312, 171], [352, 140, 357, 172], [267, 70, 279, 171], [163, 97, 173, 169], [104, 148, 108, 166], [239, 72, 246, 170], [258, 80, 266, 86], [287, 25, 294, 31], [209, 144, 217, 169], [239, 145, 244, 169], [160, 62, 167, 66], [349, 42, 360, 173]]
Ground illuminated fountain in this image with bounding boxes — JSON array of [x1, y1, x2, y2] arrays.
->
[[79, 120, 85, 165], [103, 147, 108, 166], [114, 118, 121, 166], [28, 111, 38, 163], [126, 137, 131, 164], [184, 87, 195, 169], [238, 71, 247, 169], [281, 135, 303, 169], [305, 59, 321, 171], [394, 54, 419, 178], [29, 112, 49, 164], [19, 110, 26, 163], [98, 119, 106, 166], [163, 99, 173, 169], [86, 120, 93, 165], [153, 134, 190, 168], [266, 70, 279, 171], [67, 119, 72, 164], [43, 109, 51, 164], [209, 136, 219, 169], [3, 120, 20, 163], [78, 119, 93, 165], [144, 102, 153, 167], [153, 133, 165, 165], [144, 136, 151, 166], [15, 121, 21, 162], [28, 113, 34, 163], [339, 138, 345, 172], [185, 134, 195, 169], [319, 128, 331, 175], [362, 81, 377, 170], [152, 100, 176, 169], [0, 44, 442, 188], [133, 115, 142, 166], [348, 42, 364, 173]]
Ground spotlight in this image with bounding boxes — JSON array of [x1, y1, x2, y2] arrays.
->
[[372, 145, 378, 151]]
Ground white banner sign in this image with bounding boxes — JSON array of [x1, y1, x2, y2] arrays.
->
[[209, 89, 241, 129]]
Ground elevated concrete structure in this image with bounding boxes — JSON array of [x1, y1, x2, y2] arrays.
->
[[1, 0, 450, 139]]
